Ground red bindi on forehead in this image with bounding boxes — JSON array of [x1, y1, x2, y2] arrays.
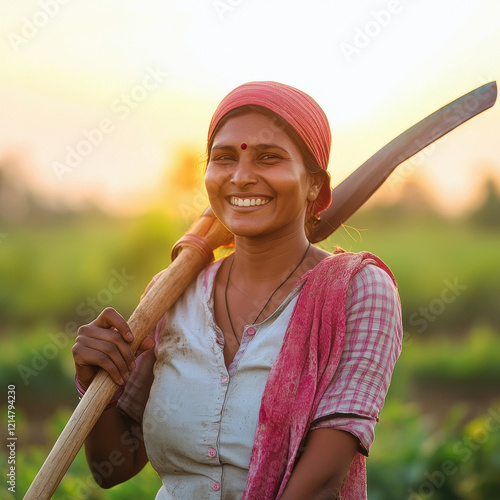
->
[[240, 143, 247, 150]]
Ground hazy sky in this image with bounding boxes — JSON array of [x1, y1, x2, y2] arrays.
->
[[1, 0, 499, 215]]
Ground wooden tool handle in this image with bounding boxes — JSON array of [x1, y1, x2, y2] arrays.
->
[[24, 211, 232, 499]]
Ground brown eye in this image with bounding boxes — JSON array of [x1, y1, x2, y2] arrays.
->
[[212, 154, 234, 161], [260, 154, 280, 162]]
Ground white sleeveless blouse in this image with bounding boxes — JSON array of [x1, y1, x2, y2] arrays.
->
[[142, 259, 300, 499]]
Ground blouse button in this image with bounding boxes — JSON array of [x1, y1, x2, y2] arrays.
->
[[212, 481, 221, 491], [221, 376, 229, 385], [247, 326, 256, 336], [208, 447, 217, 458]]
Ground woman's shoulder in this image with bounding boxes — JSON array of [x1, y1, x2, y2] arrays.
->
[[352, 261, 398, 300], [309, 248, 395, 279], [196, 257, 225, 290], [305, 250, 399, 306], [346, 262, 400, 318], [139, 258, 225, 312], [351, 262, 396, 289]]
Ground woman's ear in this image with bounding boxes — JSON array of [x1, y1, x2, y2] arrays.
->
[[307, 171, 326, 201]]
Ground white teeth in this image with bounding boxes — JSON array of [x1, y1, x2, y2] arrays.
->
[[231, 197, 269, 207]]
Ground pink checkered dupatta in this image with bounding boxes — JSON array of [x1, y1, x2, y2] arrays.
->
[[242, 250, 396, 499]]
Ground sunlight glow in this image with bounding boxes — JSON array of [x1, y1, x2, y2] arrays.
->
[[0, 0, 499, 216]]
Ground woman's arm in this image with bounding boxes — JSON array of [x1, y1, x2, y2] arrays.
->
[[281, 265, 402, 499], [280, 428, 358, 500], [83, 406, 149, 488], [72, 307, 155, 488]]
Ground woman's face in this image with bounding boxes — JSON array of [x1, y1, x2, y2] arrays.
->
[[205, 112, 321, 240]]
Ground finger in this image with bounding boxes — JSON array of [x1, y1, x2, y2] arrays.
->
[[76, 326, 137, 371], [73, 337, 133, 385], [93, 307, 133, 342]]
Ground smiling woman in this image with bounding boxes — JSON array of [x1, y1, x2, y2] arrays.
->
[[205, 112, 322, 242], [206, 100, 331, 242], [72, 81, 403, 499]]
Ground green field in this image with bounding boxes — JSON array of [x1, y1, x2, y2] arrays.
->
[[1, 197, 500, 499]]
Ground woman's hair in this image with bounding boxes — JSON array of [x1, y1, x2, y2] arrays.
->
[[206, 104, 327, 240]]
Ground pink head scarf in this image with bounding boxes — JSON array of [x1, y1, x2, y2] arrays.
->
[[208, 81, 332, 215]]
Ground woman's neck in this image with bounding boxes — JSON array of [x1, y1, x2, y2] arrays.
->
[[231, 229, 313, 289]]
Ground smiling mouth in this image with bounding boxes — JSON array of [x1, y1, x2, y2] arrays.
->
[[230, 196, 271, 207]]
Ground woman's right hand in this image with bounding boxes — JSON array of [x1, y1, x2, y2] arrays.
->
[[72, 307, 155, 390]]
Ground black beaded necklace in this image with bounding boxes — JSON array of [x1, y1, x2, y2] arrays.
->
[[224, 241, 311, 346]]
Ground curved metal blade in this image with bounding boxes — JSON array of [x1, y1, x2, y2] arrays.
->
[[312, 81, 498, 243]]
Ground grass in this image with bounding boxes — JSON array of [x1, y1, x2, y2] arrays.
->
[[403, 324, 500, 385]]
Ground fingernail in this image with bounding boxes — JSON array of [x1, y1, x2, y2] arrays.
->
[[130, 361, 136, 370], [127, 332, 134, 341]]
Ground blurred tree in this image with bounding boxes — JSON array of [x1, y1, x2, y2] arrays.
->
[[161, 146, 208, 222], [166, 148, 204, 193], [468, 177, 500, 228], [0, 153, 32, 224], [348, 174, 438, 228], [0, 152, 88, 226]]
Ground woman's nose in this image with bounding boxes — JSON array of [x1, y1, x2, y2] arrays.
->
[[231, 158, 257, 188]]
